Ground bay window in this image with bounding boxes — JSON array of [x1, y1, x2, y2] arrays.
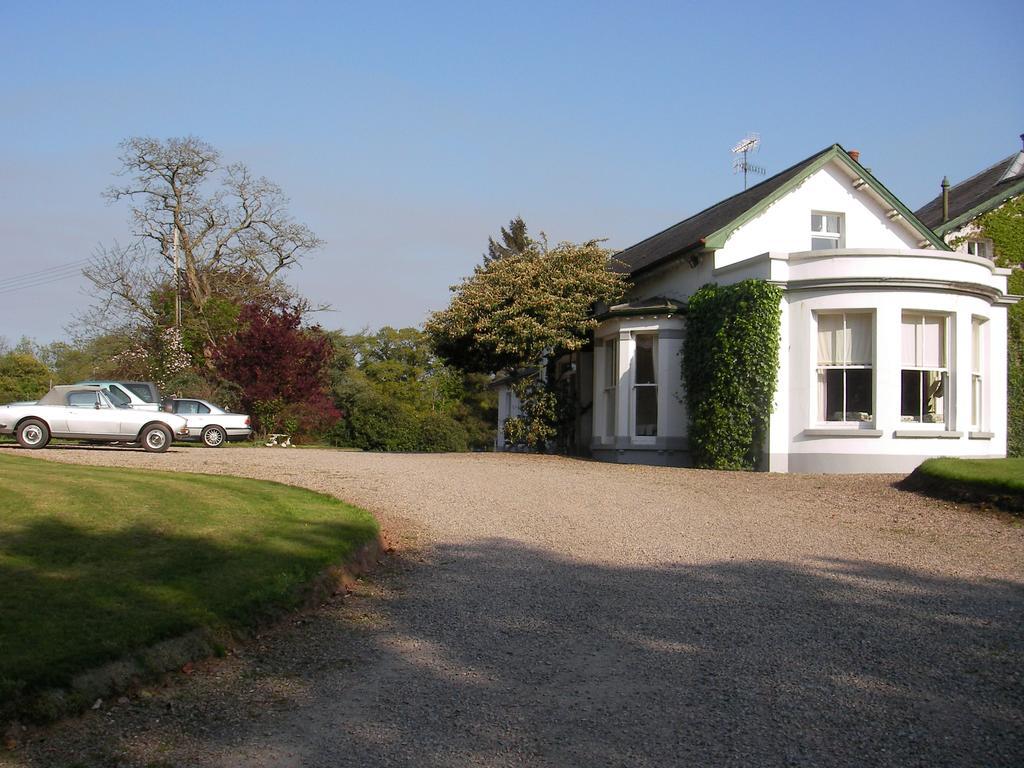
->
[[816, 312, 873, 422], [901, 313, 948, 424], [633, 334, 658, 437]]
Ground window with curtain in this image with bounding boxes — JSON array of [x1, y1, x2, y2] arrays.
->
[[972, 317, 986, 430], [603, 339, 617, 437], [901, 313, 948, 424], [816, 312, 873, 422], [633, 334, 658, 437]]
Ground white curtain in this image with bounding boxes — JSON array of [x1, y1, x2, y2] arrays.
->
[[818, 313, 870, 365], [902, 315, 945, 368]]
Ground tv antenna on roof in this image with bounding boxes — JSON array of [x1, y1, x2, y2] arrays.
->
[[732, 133, 766, 190]]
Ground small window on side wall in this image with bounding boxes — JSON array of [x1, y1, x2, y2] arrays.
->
[[811, 212, 843, 250], [966, 240, 989, 259]]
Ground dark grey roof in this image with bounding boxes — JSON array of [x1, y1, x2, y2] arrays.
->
[[915, 150, 1024, 234], [614, 145, 836, 275]]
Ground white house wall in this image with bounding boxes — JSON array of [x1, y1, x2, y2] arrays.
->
[[716, 164, 921, 269]]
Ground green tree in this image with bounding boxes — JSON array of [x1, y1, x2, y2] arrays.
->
[[327, 327, 495, 451], [485, 216, 533, 264], [0, 352, 51, 405]]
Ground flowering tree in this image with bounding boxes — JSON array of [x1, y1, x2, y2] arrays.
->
[[425, 229, 626, 449], [214, 302, 338, 436]]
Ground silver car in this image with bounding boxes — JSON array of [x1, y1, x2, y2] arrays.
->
[[0, 385, 190, 452], [163, 398, 253, 447]]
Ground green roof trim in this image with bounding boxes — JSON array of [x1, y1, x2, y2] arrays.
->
[[933, 176, 1024, 237], [702, 145, 949, 251]]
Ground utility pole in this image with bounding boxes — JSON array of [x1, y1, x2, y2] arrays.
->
[[172, 226, 182, 327]]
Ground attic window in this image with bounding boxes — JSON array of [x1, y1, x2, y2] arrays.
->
[[966, 240, 990, 260], [811, 212, 843, 250]]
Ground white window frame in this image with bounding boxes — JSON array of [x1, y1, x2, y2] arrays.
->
[[602, 338, 617, 439], [971, 317, 987, 431], [811, 211, 844, 250], [966, 240, 990, 260], [901, 313, 950, 426], [631, 332, 658, 440], [815, 311, 874, 425]]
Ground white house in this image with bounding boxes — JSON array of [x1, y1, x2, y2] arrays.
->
[[498, 144, 1019, 473]]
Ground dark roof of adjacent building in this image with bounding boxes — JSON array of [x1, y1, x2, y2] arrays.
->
[[614, 144, 947, 277], [915, 141, 1024, 236]]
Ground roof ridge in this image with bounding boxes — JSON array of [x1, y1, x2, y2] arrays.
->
[[615, 144, 838, 255]]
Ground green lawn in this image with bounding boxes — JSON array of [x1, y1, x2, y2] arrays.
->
[[911, 457, 1024, 511], [0, 453, 378, 712]]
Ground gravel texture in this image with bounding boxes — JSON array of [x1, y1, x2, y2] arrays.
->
[[2, 445, 1022, 767]]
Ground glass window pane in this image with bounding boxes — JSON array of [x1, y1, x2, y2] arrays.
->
[[826, 215, 841, 234], [901, 316, 919, 367], [811, 214, 822, 232], [635, 335, 656, 384], [846, 314, 871, 365], [925, 371, 946, 422], [922, 317, 944, 368], [901, 370, 922, 420], [68, 391, 96, 408], [824, 369, 844, 421], [817, 314, 842, 365], [635, 387, 657, 436], [972, 319, 983, 373], [812, 237, 837, 250], [845, 369, 872, 419]]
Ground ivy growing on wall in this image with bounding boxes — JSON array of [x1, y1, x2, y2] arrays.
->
[[969, 195, 1024, 457], [682, 280, 783, 470]]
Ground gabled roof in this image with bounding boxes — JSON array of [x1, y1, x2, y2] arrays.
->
[[915, 143, 1024, 236], [615, 144, 948, 276]]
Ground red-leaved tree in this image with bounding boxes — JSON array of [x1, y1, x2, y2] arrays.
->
[[214, 302, 339, 436]]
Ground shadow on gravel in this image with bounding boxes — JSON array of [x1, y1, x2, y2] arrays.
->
[[12, 540, 1024, 768]]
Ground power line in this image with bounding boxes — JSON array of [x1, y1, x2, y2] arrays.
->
[[0, 259, 91, 295]]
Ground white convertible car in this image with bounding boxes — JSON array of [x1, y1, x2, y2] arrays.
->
[[163, 398, 252, 447], [0, 385, 190, 452]]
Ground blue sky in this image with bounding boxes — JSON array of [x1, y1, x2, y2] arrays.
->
[[1, 0, 1022, 344]]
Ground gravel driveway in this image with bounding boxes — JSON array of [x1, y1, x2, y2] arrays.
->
[[3, 446, 1023, 767]]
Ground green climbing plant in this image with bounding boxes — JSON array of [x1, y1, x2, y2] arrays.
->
[[682, 280, 783, 470]]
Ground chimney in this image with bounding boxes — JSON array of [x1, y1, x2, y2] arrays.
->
[[941, 176, 950, 223], [849, 149, 861, 163]]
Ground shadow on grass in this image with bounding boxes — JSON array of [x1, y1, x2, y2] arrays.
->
[[896, 470, 1024, 515], [0, 515, 376, 717], [26, 536, 1021, 767]]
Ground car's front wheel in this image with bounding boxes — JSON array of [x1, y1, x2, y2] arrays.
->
[[16, 419, 50, 449], [201, 425, 226, 448], [140, 425, 171, 453]]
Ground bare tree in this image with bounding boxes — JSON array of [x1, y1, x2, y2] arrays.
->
[[83, 136, 322, 347]]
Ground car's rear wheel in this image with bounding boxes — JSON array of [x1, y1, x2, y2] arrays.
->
[[140, 424, 171, 453], [201, 425, 226, 448], [16, 419, 49, 449]]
